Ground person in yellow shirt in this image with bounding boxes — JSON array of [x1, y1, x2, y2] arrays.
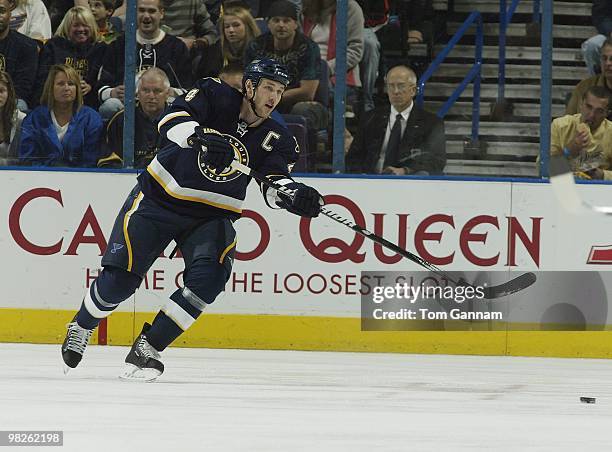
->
[[566, 37, 612, 118], [551, 86, 612, 179]]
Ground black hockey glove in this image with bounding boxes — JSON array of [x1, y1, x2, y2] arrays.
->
[[278, 182, 323, 218], [188, 126, 234, 172]]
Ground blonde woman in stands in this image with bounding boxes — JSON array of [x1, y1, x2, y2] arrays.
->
[[19, 64, 102, 167], [195, 2, 260, 78], [35, 6, 106, 108], [9, 0, 52, 40], [0, 71, 25, 166]]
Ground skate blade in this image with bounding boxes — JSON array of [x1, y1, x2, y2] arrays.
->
[[62, 356, 77, 375], [119, 363, 161, 382]]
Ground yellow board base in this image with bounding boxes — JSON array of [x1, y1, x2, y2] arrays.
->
[[2, 308, 612, 358]]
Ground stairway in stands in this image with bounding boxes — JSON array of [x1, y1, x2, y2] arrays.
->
[[418, 0, 595, 177]]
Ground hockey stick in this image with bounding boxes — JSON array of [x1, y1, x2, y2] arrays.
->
[[549, 155, 612, 215], [230, 160, 536, 299]]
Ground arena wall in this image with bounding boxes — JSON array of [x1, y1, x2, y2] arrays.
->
[[2, 169, 612, 358]]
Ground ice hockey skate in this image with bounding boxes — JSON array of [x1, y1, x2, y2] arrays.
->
[[61, 316, 94, 374], [119, 323, 164, 382]]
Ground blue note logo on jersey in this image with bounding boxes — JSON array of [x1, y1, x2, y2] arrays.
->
[[198, 134, 249, 183]]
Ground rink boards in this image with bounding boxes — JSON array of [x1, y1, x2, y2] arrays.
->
[[2, 169, 612, 357]]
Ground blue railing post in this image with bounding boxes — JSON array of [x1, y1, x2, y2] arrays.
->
[[498, 0, 540, 106], [332, 0, 348, 173], [539, 0, 553, 177], [498, 0, 507, 103], [472, 15, 483, 142], [417, 10, 483, 146], [122, 0, 137, 168], [533, 0, 541, 24]]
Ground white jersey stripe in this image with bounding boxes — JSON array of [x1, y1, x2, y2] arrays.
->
[[166, 121, 199, 148], [147, 157, 244, 213]]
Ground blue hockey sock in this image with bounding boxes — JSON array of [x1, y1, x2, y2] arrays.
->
[[76, 282, 115, 330], [145, 311, 185, 351], [76, 267, 142, 330], [145, 289, 206, 351]]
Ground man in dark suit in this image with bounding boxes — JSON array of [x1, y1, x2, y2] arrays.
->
[[346, 65, 446, 175]]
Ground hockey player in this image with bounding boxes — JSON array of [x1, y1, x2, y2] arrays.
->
[[61, 58, 323, 381]]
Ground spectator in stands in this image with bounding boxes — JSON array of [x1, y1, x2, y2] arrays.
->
[[0, 0, 39, 111], [245, 0, 328, 166], [218, 2, 260, 64], [88, 0, 122, 43], [0, 71, 25, 165], [357, 0, 389, 112], [9, 0, 52, 40], [35, 6, 106, 108], [218, 60, 244, 90], [567, 37, 612, 118], [161, 0, 218, 50], [551, 86, 612, 180], [161, 0, 218, 79], [98, 67, 170, 168], [19, 64, 103, 167], [302, 0, 364, 114], [97, 0, 191, 119], [245, 0, 326, 160], [345, 65, 446, 175], [195, 2, 259, 78], [581, 0, 612, 76], [245, 1, 321, 114]]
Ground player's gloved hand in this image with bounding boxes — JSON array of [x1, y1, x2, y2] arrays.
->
[[278, 182, 323, 218], [187, 126, 234, 172]]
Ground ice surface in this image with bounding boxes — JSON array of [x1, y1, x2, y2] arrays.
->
[[0, 344, 611, 451]]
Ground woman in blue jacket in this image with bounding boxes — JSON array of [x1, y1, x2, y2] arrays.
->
[[19, 64, 103, 167]]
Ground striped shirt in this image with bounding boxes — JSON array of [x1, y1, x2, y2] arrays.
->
[[161, 0, 218, 45]]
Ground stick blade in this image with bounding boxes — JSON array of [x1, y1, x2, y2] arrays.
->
[[549, 154, 572, 178], [549, 155, 584, 214], [549, 155, 612, 215], [482, 272, 537, 299], [591, 205, 612, 215]]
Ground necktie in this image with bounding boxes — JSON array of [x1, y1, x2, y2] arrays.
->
[[384, 113, 403, 167]]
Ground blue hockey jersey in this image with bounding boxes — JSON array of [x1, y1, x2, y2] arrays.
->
[[138, 78, 299, 220]]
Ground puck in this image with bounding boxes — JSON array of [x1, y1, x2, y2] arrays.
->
[[580, 397, 596, 404]]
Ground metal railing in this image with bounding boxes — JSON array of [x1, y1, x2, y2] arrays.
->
[[539, 0, 553, 178], [122, 0, 137, 168], [497, 0, 553, 178], [416, 10, 483, 144], [497, 0, 541, 104], [332, 0, 348, 173]]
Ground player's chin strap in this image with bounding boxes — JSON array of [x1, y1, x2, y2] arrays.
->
[[247, 85, 266, 119], [228, 159, 537, 300]]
